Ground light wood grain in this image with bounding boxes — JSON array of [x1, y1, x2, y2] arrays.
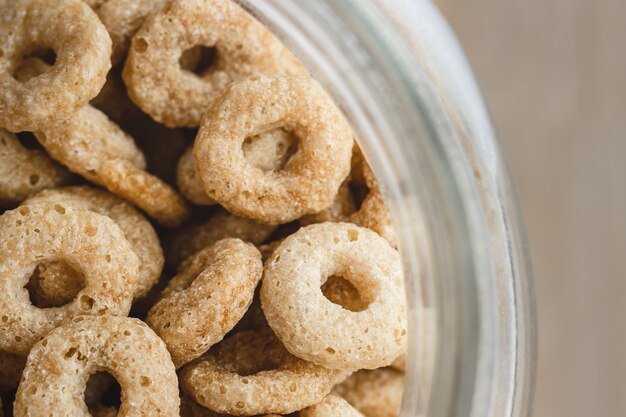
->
[[434, 0, 626, 415]]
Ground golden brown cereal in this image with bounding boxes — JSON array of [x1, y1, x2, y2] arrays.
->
[[300, 395, 364, 417], [123, 0, 306, 127], [0, 0, 111, 132], [0, 204, 139, 355], [30, 99, 188, 226], [350, 162, 396, 247], [24, 186, 164, 301], [167, 208, 276, 267], [178, 128, 297, 206], [333, 368, 404, 417], [0, 350, 26, 392], [147, 239, 262, 368], [194, 75, 354, 224], [301, 149, 396, 246], [390, 354, 406, 372], [14, 315, 180, 416], [92, 0, 168, 65], [0, 129, 72, 208], [261, 223, 407, 370], [180, 330, 344, 416]]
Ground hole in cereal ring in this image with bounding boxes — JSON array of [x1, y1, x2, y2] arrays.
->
[[25, 261, 86, 308], [15, 132, 43, 150], [242, 128, 299, 172], [12, 47, 57, 81], [179, 45, 217, 75], [85, 372, 122, 412], [321, 275, 370, 313]]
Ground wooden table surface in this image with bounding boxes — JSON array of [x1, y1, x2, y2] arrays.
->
[[433, 0, 626, 415]]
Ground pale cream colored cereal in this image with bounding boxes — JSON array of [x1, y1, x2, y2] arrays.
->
[[261, 223, 407, 370], [180, 330, 344, 416], [178, 128, 297, 206], [14, 315, 179, 417], [167, 207, 276, 267], [0, 0, 111, 132], [0, 350, 26, 392], [0, 204, 139, 355], [300, 395, 365, 417], [194, 75, 354, 224], [0, 129, 72, 208], [334, 368, 405, 417], [92, 0, 168, 64], [147, 239, 262, 368], [123, 0, 306, 127], [24, 186, 164, 301]]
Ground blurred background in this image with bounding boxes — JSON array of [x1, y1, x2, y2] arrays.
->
[[433, 0, 626, 416]]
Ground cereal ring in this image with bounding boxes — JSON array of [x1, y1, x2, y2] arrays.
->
[[0, 0, 111, 132], [33, 101, 189, 227], [123, 0, 306, 127], [24, 186, 164, 301], [91, 0, 168, 65], [14, 315, 179, 416], [300, 182, 356, 226], [100, 158, 190, 227], [333, 368, 404, 417], [261, 223, 407, 370], [147, 239, 262, 368], [301, 395, 364, 417], [0, 203, 139, 355], [0, 350, 26, 392], [178, 128, 297, 206], [0, 129, 72, 208], [167, 208, 276, 267], [180, 330, 344, 415], [194, 75, 354, 224]]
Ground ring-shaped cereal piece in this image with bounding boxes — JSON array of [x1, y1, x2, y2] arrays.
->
[[333, 368, 404, 417], [147, 238, 262, 368], [261, 222, 407, 370], [24, 186, 164, 301], [167, 208, 276, 268], [300, 395, 365, 417], [0, 129, 72, 208], [123, 0, 306, 127], [0, 203, 139, 355], [14, 315, 179, 416], [194, 75, 354, 225], [32, 99, 188, 227], [178, 128, 298, 206], [0, 0, 111, 132], [180, 330, 345, 416]]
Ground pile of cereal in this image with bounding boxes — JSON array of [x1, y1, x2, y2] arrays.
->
[[0, 0, 407, 416]]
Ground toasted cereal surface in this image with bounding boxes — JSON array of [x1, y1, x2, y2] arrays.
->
[[0, 0, 409, 413], [14, 315, 179, 416], [0, 204, 139, 355], [194, 75, 354, 224], [261, 223, 407, 370], [0, 129, 72, 208], [24, 186, 164, 300], [334, 368, 405, 417], [147, 238, 262, 368], [300, 395, 365, 417], [0, 0, 111, 132], [123, 0, 306, 127], [180, 330, 345, 415]]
